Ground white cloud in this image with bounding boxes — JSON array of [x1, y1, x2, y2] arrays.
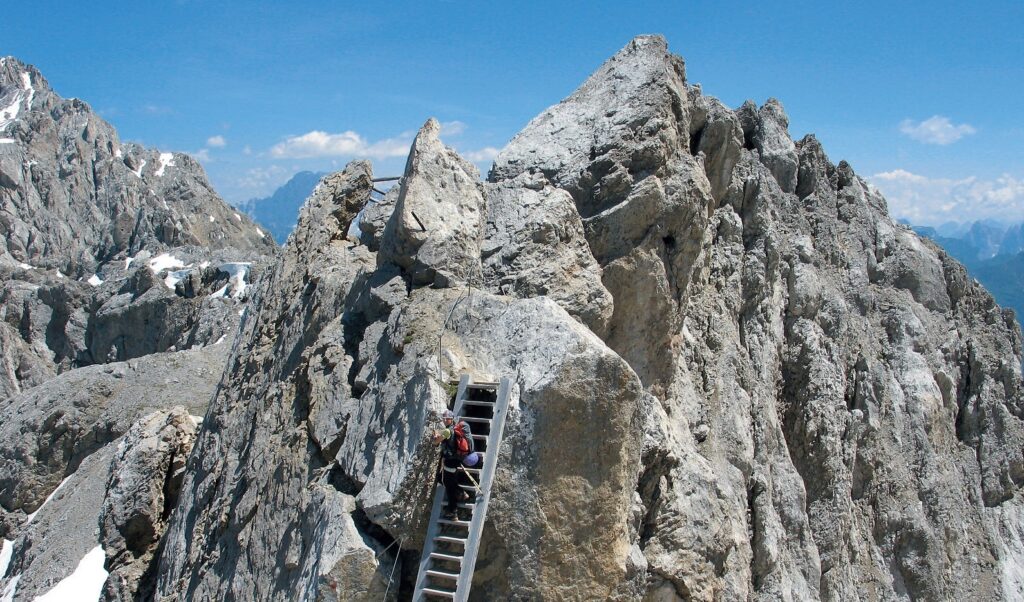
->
[[440, 120, 467, 136], [236, 165, 287, 190], [191, 149, 211, 162], [463, 146, 503, 162], [206, 135, 226, 148], [870, 169, 1024, 225], [270, 130, 412, 160], [243, 145, 252, 155], [899, 116, 976, 145]]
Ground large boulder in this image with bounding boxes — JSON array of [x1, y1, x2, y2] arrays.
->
[[378, 118, 484, 287]]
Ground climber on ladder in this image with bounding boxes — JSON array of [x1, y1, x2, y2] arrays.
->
[[433, 409, 477, 520]]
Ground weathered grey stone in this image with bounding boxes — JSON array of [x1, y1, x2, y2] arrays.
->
[[750, 98, 799, 194], [0, 443, 115, 601], [154, 161, 394, 601], [482, 172, 613, 335], [99, 408, 197, 602], [0, 345, 226, 537], [98, 34, 1024, 602], [0, 57, 274, 277], [378, 118, 484, 287]]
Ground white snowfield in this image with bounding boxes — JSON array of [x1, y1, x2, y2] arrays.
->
[[218, 262, 251, 298], [154, 152, 175, 177], [0, 574, 19, 602], [0, 92, 21, 130], [130, 159, 146, 179], [143, 254, 251, 296], [20, 72, 34, 110], [87, 274, 103, 287], [148, 253, 190, 290], [0, 539, 12, 579], [148, 253, 186, 274], [33, 545, 108, 602]]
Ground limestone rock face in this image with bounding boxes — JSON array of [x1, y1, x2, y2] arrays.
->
[[379, 118, 484, 286], [154, 161, 394, 601], [143, 34, 1024, 602], [0, 57, 274, 275], [490, 35, 1024, 601], [0, 345, 225, 537], [481, 172, 613, 335], [100, 408, 197, 602]]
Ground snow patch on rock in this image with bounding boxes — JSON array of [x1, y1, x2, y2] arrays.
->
[[154, 152, 175, 177], [218, 262, 251, 298], [33, 545, 108, 602], [0, 539, 13, 578], [0, 92, 22, 130], [20, 72, 33, 109], [148, 253, 186, 274], [0, 574, 20, 602], [130, 159, 146, 179]]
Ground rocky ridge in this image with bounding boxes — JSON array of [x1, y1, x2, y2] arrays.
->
[[0, 56, 276, 398], [2, 35, 1024, 602], [152, 35, 1024, 602]]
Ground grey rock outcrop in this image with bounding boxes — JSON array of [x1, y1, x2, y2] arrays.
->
[[482, 172, 613, 335], [494, 34, 1024, 600], [155, 153, 648, 600], [144, 34, 1024, 602], [0, 408, 200, 602], [100, 408, 197, 602], [1, 442, 116, 601], [156, 161, 394, 600], [379, 118, 484, 286], [0, 344, 225, 538], [0, 57, 274, 276]]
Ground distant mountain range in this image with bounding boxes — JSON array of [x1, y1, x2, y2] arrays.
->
[[238, 171, 326, 244], [910, 219, 1024, 322]]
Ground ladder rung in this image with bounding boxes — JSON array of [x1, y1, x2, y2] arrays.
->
[[458, 484, 478, 490], [434, 535, 466, 544], [437, 518, 471, 527], [470, 434, 487, 440], [426, 569, 459, 580], [429, 552, 463, 563], [461, 400, 495, 407], [461, 417, 491, 424], [467, 382, 499, 389], [421, 587, 456, 598], [457, 502, 476, 510]]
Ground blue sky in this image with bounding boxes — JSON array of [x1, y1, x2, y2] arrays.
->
[[5, 1, 1022, 224]]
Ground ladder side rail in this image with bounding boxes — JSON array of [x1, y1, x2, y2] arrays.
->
[[413, 488, 449, 601], [454, 377, 512, 602], [452, 373, 471, 416]]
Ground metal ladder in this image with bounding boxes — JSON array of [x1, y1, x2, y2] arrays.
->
[[412, 375, 512, 601]]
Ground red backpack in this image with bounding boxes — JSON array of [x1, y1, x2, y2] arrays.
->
[[452, 421, 472, 456]]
